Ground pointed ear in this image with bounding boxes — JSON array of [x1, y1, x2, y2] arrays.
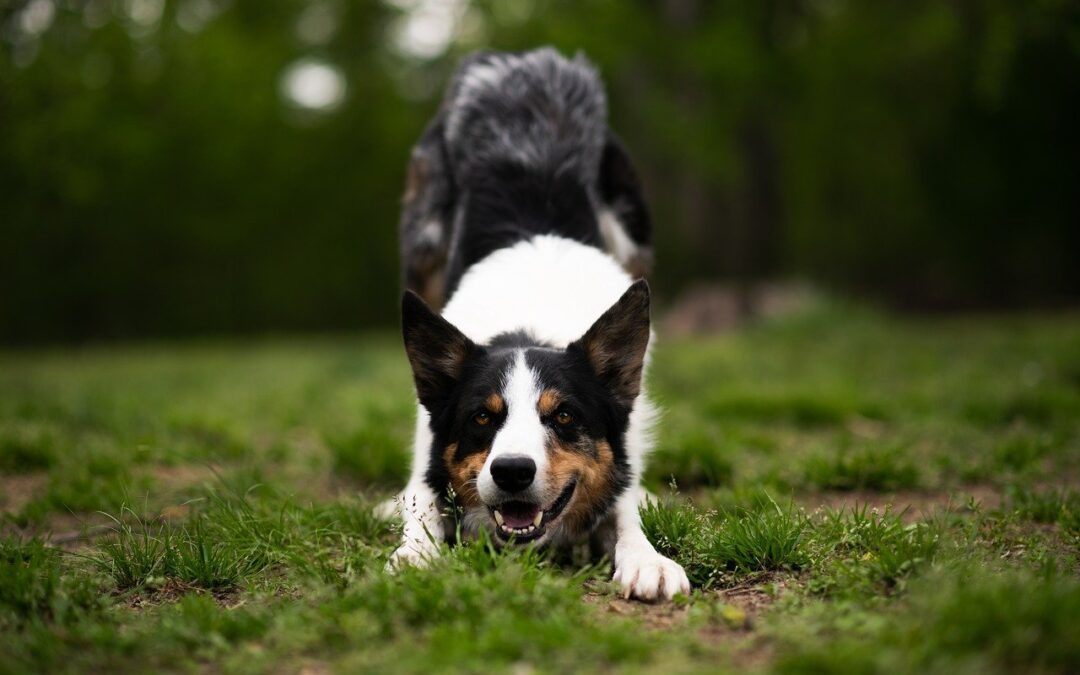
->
[[401, 291, 477, 413], [569, 280, 651, 408]]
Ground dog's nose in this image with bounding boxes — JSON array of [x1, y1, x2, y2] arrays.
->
[[490, 455, 536, 492]]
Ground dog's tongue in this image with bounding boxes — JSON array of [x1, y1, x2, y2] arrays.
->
[[501, 502, 540, 528]]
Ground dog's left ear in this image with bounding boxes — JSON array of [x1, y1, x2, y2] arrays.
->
[[402, 291, 477, 415], [569, 280, 651, 409]]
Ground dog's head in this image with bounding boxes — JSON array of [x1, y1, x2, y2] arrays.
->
[[401, 281, 650, 545]]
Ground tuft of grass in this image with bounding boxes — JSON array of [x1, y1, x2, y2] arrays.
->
[[93, 504, 270, 592], [642, 493, 809, 588], [171, 517, 267, 589], [802, 444, 920, 492], [808, 505, 941, 596], [992, 430, 1055, 472], [93, 508, 175, 591], [1007, 486, 1080, 533], [0, 537, 101, 628], [91, 485, 396, 594], [710, 501, 809, 573]]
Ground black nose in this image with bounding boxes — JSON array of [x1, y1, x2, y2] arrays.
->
[[490, 455, 536, 492]]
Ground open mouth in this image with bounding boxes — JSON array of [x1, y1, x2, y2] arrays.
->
[[490, 479, 577, 543]]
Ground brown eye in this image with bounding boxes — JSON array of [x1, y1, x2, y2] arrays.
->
[[474, 412, 491, 426], [555, 410, 573, 426]]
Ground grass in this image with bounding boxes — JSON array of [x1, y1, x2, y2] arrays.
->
[[1, 301, 1078, 673]]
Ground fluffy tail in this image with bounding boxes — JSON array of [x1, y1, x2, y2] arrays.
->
[[441, 48, 609, 188]]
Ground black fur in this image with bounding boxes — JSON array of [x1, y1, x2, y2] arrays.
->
[[568, 280, 652, 409], [400, 291, 478, 417]]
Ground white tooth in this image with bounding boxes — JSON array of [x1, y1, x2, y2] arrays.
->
[[494, 511, 504, 526], [533, 511, 543, 527]]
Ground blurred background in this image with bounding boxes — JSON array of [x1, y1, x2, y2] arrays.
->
[[2, 0, 1078, 345]]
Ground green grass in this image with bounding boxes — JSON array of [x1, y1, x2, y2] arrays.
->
[[1, 302, 1079, 673]]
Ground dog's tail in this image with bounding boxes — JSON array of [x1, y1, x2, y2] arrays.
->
[[399, 48, 652, 309], [441, 48, 608, 188]]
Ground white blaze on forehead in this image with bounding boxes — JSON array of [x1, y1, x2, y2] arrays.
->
[[477, 351, 549, 500], [492, 352, 547, 468]]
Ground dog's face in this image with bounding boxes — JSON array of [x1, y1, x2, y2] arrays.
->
[[401, 281, 650, 546]]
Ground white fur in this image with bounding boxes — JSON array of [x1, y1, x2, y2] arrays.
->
[[597, 209, 643, 272], [390, 234, 688, 601], [442, 234, 633, 346], [476, 353, 549, 505]]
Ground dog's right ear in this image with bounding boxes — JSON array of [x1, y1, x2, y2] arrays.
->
[[401, 291, 477, 414]]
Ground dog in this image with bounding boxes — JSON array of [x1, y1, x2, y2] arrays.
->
[[389, 48, 689, 601]]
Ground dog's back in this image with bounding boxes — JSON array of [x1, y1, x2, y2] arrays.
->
[[400, 48, 653, 309]]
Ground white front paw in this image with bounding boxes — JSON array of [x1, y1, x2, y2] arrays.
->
[[613, 547, 690, 602], [387, 538, 440, 571]]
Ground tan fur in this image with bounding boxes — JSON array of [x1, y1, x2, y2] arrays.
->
[[547, 439, 615, 535], [402, 156, 427, 206], [485, 392, 505, 414], [443, 442, 488, 507], [537, 389, 562, 416]]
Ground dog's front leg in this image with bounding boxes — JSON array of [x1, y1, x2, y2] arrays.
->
[[388, 478, 444, 568], [388, 413, 445, 569], [610, 486, 690, 601]]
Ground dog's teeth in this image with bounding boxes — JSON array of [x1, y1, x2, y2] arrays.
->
[[533, 511, 543, 527], [494, 510, 504, 526]]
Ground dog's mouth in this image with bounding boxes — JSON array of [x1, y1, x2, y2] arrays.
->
[[489, 479, 577, 543]]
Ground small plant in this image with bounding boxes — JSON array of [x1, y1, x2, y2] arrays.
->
[[94, 508, 174, 590], [172, 517, 267, 589], [709, 497, 809, 573]]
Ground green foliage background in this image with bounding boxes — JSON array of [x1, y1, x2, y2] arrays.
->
[[2, 0, 1078, 343]]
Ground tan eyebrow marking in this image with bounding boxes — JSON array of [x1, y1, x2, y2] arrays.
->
[[537, 389, 562, 416], [485, 392, 505, 414]]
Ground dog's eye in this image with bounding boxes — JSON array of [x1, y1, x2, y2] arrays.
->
[[474, 412, 491, 426], [554, 410, 574, 426]]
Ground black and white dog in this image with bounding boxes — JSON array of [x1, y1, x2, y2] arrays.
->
[[390, 48, 689, 601]]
